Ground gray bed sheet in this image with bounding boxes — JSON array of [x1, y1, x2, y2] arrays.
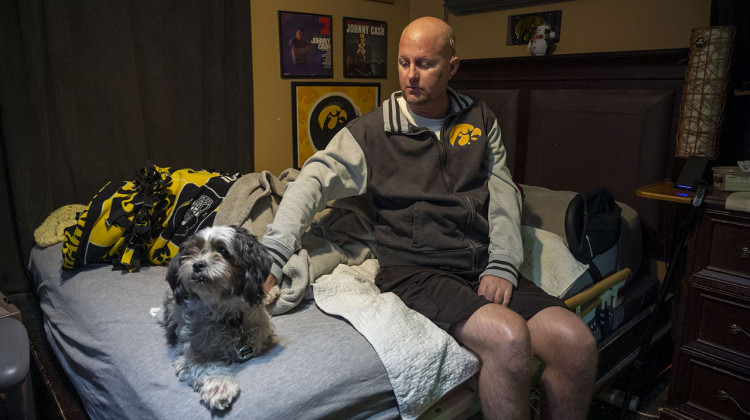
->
[[29, 244, 399, 420]]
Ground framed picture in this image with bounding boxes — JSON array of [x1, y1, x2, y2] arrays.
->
[[292, 82, 380, 168], [507, 10, 562, 46], [343, 17, 387, 78], [278, 11, 333, 78]]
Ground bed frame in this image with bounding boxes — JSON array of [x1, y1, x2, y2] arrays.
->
[[11, 49, 688, 419], [449, 48, 689, 243]]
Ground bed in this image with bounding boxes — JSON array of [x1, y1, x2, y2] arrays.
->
[[25, 172, 648, 420], [16, 48, 689, 420]]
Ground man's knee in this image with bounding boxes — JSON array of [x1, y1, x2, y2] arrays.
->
[[553, 316, 598, 372], [494, 315, 532, 360], [529, 308, 597, 367], [459, 304, 532, 362]]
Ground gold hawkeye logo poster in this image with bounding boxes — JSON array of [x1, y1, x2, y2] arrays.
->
[[293, 82, 380, 168]]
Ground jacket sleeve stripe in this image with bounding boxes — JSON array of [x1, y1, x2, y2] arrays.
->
[[485, 260, 519, 277], [265, 246, 287, 266]]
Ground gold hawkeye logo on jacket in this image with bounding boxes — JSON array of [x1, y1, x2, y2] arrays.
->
[[448, 124, 482, 146]]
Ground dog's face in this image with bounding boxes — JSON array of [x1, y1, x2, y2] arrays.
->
[[167, 226, 272, 307]]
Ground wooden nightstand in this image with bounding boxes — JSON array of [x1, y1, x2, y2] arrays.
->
[[636, 180, 695, 205], [639, 181, 750, 419]]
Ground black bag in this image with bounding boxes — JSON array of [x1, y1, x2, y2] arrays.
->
[[564, 187, 622, 281]]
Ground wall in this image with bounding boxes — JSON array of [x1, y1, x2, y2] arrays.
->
[[252, 0, 712, 174], [410, 0, 712, 58], [251, 0, 410, 175]]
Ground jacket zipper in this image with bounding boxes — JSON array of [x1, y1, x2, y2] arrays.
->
[[438, 118, 479, 266], [417, 127, 452, 192], [437, 117, 453, 192], [437, 137, 453, 191]]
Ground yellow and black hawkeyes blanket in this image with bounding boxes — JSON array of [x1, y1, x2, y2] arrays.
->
[[62, 165, 240, 271]]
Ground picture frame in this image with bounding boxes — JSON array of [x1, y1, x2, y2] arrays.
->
[[278, 11, 333, 78], [507, 10, 562, 46], [292, 82, 380, 168], [343, 17, 388, 78]]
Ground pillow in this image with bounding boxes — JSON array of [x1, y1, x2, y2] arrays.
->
[[34, 204, 87, 247]]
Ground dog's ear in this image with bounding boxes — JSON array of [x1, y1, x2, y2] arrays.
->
[[233, 226, 272, 306], [166, 247, 189, 304]]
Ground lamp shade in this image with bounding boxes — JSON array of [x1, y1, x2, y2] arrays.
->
[[675, 26, 735, 159]]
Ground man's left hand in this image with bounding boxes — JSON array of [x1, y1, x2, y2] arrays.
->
[[477, 275, 514, 306]]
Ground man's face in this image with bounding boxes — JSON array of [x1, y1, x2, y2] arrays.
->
[[296, 29, 303, 39], [397, 32, 456, 107]]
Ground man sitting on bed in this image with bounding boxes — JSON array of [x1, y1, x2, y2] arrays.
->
[[262, 16, 597, 419]]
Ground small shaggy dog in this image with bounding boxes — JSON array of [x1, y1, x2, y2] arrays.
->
[[161, 225, 277, 411]]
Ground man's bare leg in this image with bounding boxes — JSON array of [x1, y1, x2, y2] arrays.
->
[[527, 306, 598, 419], [450, 304, 533, 420]]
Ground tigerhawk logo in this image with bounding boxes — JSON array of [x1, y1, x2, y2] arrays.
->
[[449, 124, 482, 146], [309, 95, 358, 151]]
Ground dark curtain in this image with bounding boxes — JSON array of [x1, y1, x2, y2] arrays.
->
[[0, 0, 254, 294]]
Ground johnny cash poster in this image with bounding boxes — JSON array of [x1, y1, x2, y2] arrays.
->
[[278, 11, 333, 78], [343, 17, 387, 78]]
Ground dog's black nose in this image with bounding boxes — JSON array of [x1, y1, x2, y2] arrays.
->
[[193, 262, 206, 272]]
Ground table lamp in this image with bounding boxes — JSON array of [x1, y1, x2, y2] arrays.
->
[[675, 26, 735, 189]]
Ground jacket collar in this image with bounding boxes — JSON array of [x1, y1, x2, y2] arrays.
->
[[382, 87, 474, 134]]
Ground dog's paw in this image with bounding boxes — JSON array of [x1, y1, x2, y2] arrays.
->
[[200, 376, 240, 411], [174, 356, 191, 382]]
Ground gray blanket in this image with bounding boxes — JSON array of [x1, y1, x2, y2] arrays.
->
[[214, 169, 376, 315]]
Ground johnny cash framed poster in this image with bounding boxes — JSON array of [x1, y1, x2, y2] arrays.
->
[[343, 17, 387, 78], [292, 82, 380, 168], [278, 11, 333, 78]]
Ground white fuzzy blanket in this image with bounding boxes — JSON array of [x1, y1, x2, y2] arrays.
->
[[313, 260, 481, 420]]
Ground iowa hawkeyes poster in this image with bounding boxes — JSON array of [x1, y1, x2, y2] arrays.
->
[[292, 82, 380, 168]]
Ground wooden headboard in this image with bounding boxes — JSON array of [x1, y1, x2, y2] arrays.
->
[[450, 48, 689, 234]]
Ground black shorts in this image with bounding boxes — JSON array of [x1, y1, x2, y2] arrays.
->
[[375, 265, 568, 331]]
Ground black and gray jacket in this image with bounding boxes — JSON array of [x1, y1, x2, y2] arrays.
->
[[262, 88, 523, 287]]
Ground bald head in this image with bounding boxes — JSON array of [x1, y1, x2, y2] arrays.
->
[[397, 17, 460, 118], [400, 17, 456, 60]]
